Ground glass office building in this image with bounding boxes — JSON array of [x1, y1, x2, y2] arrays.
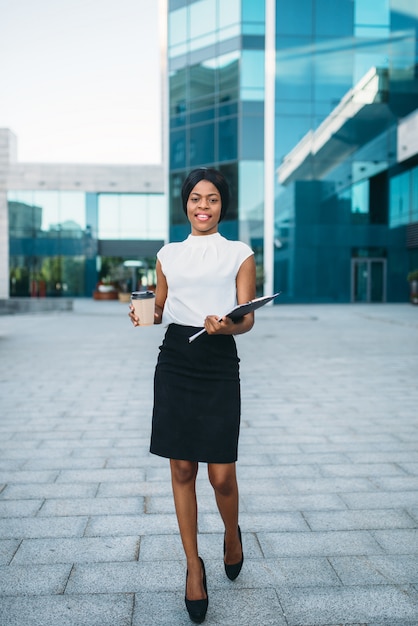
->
[[7, 187, 166, 298], [167, 0, 418, 302]]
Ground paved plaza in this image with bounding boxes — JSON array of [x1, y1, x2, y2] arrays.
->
[[0, 300, 417, 626]]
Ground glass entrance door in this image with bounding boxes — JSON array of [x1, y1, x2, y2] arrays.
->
[[351, 258, 387, 302]]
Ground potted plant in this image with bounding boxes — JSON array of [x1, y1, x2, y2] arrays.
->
[[407, 269, 418, 304]]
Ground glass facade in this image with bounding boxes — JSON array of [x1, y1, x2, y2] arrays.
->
[[167, 0, 418, 302], [168, 0, 266, 292], [8, 190, 166, 297]]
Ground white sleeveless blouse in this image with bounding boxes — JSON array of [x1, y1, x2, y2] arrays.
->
[[157, 232, 254, 327]]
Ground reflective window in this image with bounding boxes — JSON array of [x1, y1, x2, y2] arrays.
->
[[242, 0, 265, 23], [351, 180, 369, 224], [171, 129, 187, 168], [276, 38, 313, 102], [169, 6, 188, 47], [276, 0, 312, 35], [190, 60, 216, 108], [218, 116, 238, 162], [219, 0, 240, 29], [389, 171, 410, 228], [241, 50, 264, 99], [315, 0, 354, 37], [189, 123, 215, 165], [389, 166, 418, 228], [8, 190, 85, 237], [355, 0, 389, 37], [98, 194, 166, 239], [218, 52, 240, 101], [170, 68, 187, 119], [241, 115, 264, 159], [239, 161, 264, 221], [189, 0, 216, 50]]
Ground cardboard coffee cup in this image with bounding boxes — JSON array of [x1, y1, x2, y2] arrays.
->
[[131, 291, 155, 326]]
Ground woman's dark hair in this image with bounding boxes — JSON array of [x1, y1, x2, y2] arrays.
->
[[181, 168, 230, 222]]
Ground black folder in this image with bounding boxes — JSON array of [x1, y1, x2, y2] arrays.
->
[[223, 292, 281, 321], [188, 292, 281, 342]]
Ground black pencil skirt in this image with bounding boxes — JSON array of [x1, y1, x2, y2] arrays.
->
[[150, 323, 241, 463]]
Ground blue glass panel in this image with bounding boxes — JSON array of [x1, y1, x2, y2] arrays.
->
[[219, 0, 240, 28], [314, 0, 354, 37], [276, 38, 313, 101], [389, 171, 410, 228], [241, 50, 264, 89], [189, 0, 216, 42], [189, 60, 216, 107], [170, 67, 187, 118], [242, 23, 265, 35], [241, 116, 264, 160], [412, 167, 418, 223], [170, 129, 187, 169], [189, 123, 215, 165], [355, 0, 389, 27], [169, 6, 187, 47], [312, 39, 353, 104], [239, 161, 264, 221], [218, 52, 240, 100], [218, 116, 238, 162], [190, 107, 215, 124], [276, 0, 312, 35], [275, 115, 311, 163], [242, 0, 265, 22], [218, 100, 238, 117]]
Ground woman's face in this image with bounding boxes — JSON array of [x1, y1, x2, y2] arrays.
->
[[186, 179, 222, 236]]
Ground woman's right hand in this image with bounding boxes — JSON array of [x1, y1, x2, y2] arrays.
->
[[128, 304, 140, 327]]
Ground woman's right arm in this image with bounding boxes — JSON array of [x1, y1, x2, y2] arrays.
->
[[153, 259, 167, 324], [128, 259, 167, 326]]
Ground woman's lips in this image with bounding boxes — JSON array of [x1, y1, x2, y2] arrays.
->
[[196, 213, 210, 221]]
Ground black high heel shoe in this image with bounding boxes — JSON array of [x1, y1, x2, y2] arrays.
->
[[185, 557, 208, 624], [224, 525, 244, 581]]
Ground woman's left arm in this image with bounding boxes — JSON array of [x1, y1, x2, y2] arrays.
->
[[205, 254, 256, 336]]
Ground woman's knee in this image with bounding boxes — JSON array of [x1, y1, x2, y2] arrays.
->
[[170, 459, 198, 485], [208, 464, 237, 497]]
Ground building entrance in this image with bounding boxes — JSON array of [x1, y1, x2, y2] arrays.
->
[[351, 258, 387, 303]]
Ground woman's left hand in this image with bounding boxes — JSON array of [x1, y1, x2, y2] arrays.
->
[[204, 314, 235, 335]]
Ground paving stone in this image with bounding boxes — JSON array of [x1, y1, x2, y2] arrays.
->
[[0, 483, 98, 500], [38, 496, 144, 517], [0, 516, 88, 539], [0, 563, 71, 594], [278, 585, 418, 625], [0, 539, 20, 565], [257, 530, 384, 557], [11, 536, 139, 564], [330, 555, 418, 585], [0, 594, 134, 626], [303, 509, 416, 531]]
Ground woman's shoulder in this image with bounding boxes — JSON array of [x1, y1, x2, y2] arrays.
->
[[219, 236, 253, 254], [157, 240, 186, 257]]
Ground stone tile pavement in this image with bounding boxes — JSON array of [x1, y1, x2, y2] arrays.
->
[[0, 300, 417, 626]]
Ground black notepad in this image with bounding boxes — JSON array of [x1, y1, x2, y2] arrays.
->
[[188, 292, 281, 342], [223, 292, 281, 321]]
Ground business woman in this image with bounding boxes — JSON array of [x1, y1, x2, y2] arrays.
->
[[129, 167, 256, 623]]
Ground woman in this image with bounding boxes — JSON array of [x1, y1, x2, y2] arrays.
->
[[129, 168, 256, 623]]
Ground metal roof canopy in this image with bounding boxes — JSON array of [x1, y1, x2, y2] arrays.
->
[[277, 67, 392, 185]]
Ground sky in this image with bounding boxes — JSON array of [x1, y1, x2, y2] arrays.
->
[[0, 0, 162, 164]]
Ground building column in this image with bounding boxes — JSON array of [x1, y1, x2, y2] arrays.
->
[[0, 191, 9, 299], [263, 0, 276, 297]]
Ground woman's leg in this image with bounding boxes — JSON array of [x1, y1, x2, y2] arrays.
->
[[170, 459, 207, 600], [207, 463, 242, 564]]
